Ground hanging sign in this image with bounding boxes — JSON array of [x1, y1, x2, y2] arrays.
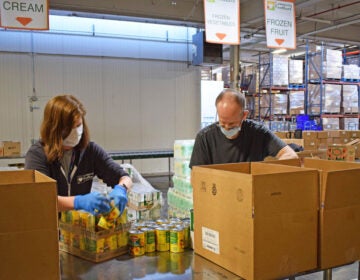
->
[[204, 0, 240, 45], [0, 0, 49, 30], [264, 0, 296, 49]]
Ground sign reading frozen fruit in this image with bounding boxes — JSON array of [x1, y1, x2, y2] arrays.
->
[[204, 0, 240, 45], [0, 0, 49, 30], [264, 0, 296, 49]]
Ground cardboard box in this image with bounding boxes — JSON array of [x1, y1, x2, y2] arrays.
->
[[192, 162, 319, 280], [303, 159, 360, 269], [0, 170, 60, 280], [264, 158, 360, 269], [327, 139, 360, 161], [0, 141, 21, 157], [302, 131, 318, 140], [281, 138, 304, 146]]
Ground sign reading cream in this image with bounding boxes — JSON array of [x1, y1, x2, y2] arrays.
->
[[264, 0, 296, 49], [0, 0, 49, 30], [204, 0, 240, 45]]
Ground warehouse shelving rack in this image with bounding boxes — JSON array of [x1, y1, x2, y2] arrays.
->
[[304, 41, 360, 130]]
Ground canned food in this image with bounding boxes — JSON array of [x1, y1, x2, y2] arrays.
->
[[105, 234, 118, 251], [129, 230, 145, 256], [141, 227, 156, 253], [182, 222, 190, 249], [117, 231, 128, 248], [190, 209, 194, 231], [129, 230, 145, 247], [156, 218, 169, 225], [170, 226, 185, 253], [155, 226, 170, 251]]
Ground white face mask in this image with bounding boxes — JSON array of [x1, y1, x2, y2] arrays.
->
[[63, 124, 83, 147], [219, 125, 241, 138]]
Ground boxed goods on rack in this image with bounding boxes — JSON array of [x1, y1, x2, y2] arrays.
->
[[342, 84, 359, 114], [0, 141, 21, 157], [59, 208, 131, 262], [289, 90, 305, 115], [323, 84, 341, 113], [309, 47, 343, 80], [288, 59, 304, 84], [260, 54, 289, 86], [342, 64, 360, 80]]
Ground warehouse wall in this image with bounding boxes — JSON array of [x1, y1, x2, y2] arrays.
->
[[0, 24, 202, 174]]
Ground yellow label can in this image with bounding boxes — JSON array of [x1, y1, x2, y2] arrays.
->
[[155, 226, 170, 252], [170, 227, 185, 253], [141, 227, 156, 253]]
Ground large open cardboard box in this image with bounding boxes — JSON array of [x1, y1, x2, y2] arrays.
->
[[191, 162, 319, 280], [0, 170, 60, 280], [264, 158, 360, 269], [303, 158, 360, 269]]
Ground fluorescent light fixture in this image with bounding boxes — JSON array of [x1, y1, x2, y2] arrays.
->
[[301, 16, 333, 25], [271, 48, 287, 54]]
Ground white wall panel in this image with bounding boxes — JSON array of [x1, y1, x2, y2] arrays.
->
[[0, 52, 200, 174]]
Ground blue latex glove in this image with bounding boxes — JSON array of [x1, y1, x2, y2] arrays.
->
[[109, 185, 128, 214], [74, 192, 111, 215]]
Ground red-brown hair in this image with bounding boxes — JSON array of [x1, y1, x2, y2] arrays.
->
[[40, 95, 90, 162]]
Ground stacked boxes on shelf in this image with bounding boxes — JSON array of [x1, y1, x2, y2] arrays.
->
[[260, 93, 288, 116], [276, 130, 360, 158], [342, 118, 359, 130], [59, 209, 130, 262], [323, 84, 341, 113], [289, 59, 304, 84], [342, 64, 360, 80], [308, 84, 322, 114], [309, 47, 343, 80], [167, 140, 194, 219], [260, 54, 289, 86], [322, 118, 340, 130], [342, 84, 359, 114], [289, 90, 305, 115]]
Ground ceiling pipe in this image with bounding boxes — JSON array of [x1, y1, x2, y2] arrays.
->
[[344, 50, 360, 56], [300, 16, 333, 24], [298, 17, 360, 37], [301, 35, 360, 46], [305, 1, 360, 18]]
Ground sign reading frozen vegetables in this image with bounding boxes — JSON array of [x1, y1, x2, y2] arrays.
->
[[264, 0, 296, 49], [204, 0, 240, 45], [0, 0, 49, 30]]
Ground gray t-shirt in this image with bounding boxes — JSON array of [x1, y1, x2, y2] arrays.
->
[[189, 119, 286, 168]]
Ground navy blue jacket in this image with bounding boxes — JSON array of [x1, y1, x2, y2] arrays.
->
[[25, 141, 129, 196]]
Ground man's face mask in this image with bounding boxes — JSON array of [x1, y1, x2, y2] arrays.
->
[[219, 125, 241, 138], [63, 124, 83, 147]]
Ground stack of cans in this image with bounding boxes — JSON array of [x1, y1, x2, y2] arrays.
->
[[128, 218, 191, 256]]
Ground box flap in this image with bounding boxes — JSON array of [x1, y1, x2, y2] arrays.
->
[[321, 169, 360, 209], [303, 158, 360, 171], [192, 165, 255, 279], [251, 165, 319, 215], [0, 170, 34, 184], [194, 162, 251, 173], [346, 138, 360, 146], [261, 158, 301, 167], [0, 171, 58, 233]]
